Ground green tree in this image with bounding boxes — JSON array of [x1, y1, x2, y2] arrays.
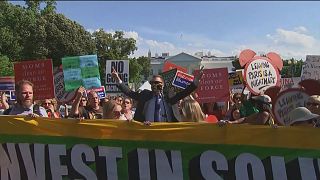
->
[[136, 56, 151, 80], [129, 58, 142, 84], [0, 54, 14, 76], [93, 29, 137, 84]]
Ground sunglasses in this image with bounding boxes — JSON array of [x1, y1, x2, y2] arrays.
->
[[234, 97, 241, 100], [43, 102, 52, 105], [151, 81, 162, 85], [81, 99, 87, 102], [307, 102, 320, 107]]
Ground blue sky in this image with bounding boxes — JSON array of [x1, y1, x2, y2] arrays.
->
[[10, 1, 320, 59]]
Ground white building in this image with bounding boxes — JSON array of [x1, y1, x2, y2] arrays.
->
[[147, 52, 236, 80]]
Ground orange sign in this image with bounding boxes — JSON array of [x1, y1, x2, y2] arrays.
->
[[14, 60, 54, 100], [163, 60, 187, 73]]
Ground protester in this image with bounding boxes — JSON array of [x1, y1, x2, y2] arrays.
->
[[70, 86, 103, 119], [80, 97, 87, 107], [180, 98, 205, 122], [42, 98, 60, 118], [8, 80, 48, 117], [224, 95, 274, 125], [306, 95, 320, 115], [103, 100, 122, 119], [0, 92, 10, 114], [288, 107, 320, 127], [112, 67, 203, 122], [120, 97, 135, 121], [115, 96, 123, 105]]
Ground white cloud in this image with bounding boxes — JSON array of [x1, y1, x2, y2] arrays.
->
[[267, 27, 316, 48]]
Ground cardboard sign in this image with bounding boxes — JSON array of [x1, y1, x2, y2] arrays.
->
[[86, 86, 106, 99], [172, 71, 194, 89], [14, 59, 54, 100], [53, 67, 76, 103], [244, 58, 280, 95], [280, 77, 300, 92], [194, 68, 230, 103], [228, 71, 244, 93], [105, 60, 129, 92], [163, 60, 187, 73], [301, 55, 320, 81], [272, 88, 310, 126], [160, 69, 182, 98], [0, 76, 15, 91], [62, 55, 101, 92]]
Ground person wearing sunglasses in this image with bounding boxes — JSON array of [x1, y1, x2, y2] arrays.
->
[[103, 100, 122, 119], [119, 97, 135, 121], [42, 98, 60, 118], [112, 67, 203, 122]]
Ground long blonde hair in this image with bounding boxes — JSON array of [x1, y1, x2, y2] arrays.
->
[[180, 98, 205, 122]]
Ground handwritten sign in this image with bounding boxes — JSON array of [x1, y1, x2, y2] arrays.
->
[[53, 67, 76, 103], [228, 71, 244, 93], [280, 77, 300, 92], [105, 60, 129, 92], [163, 61, 187, 73], [172, 71, 194, 89], [272, 88, 310, 126], [301, 55, 320, 81], [14, 59, 54, 100], [194, 68, 230, 103], [244, 58, 280, 95], [62, 55, 101, 92]]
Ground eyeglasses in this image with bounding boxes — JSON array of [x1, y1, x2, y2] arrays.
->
[[307, 102, 320, 107]]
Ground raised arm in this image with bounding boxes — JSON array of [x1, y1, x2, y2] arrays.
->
[[112, 67, 141, 100], [70, 86, 85, 117]]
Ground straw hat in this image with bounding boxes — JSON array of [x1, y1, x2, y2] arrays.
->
[[288, 107, 319, 126], [308, 95, 320, 104]]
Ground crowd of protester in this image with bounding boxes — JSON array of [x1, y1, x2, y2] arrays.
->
[[0, 76, 320, 128]]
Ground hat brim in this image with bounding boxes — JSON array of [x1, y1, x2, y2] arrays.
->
[[290, 113, 320, 125]]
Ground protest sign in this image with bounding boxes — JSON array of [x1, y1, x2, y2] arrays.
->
[[62, 55, 101, 92], [244, 58, 280, 95], [1, 116, 320, 179], [163, 60, 187, 73], [14, 59, 54, 100], [160, 69, 182, 98], [86, 86, 106, 99], [272, 88, 310, 126], [228, 71, 244, 93], [172, 70, 194, 89], [105, 60, 129, 92], [53, 67, 76, 103], [280, 77, 300, 92], [301, 55, 320, 81], [194, 68, 230, 103], [0, 76, 15, 91]]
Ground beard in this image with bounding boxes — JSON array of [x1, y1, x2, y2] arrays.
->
[[21, 99, 33, 108]]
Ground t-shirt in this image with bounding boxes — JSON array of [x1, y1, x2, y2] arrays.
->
[[78, 106, 103, 119], [240, 101, 259, 117]]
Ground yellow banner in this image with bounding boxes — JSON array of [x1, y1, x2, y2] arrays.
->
[[0, 115, 319, 150]]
